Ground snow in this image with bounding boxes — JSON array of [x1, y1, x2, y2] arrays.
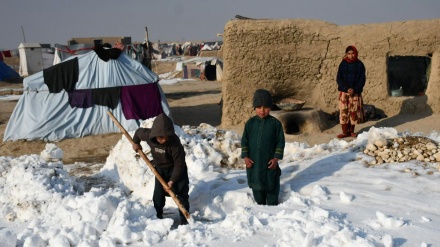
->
[[0, 95, 21, 101], [158, 75, 191, 85], [1, 118, 440, 246]]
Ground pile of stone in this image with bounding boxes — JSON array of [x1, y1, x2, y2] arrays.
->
[[363, 136, 440, 166]]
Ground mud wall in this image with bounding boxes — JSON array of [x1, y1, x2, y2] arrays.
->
[[221, 18, 440, 127]]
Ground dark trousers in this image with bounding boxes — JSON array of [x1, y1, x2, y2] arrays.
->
[[153, 167, 190, 218], [251, 175, 280, 206]]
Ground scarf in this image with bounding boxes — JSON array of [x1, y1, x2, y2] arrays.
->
[[343, 45, 359, 63]]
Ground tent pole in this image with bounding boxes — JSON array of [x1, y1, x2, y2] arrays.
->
[[143, 27, 152, 70], [21, 26, 27, 43], [107, 111, 190, 220]]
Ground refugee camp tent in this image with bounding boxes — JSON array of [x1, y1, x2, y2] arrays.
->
[[18, 43, 44, 77], [176, 57, 223, 81], [161, 44, 176, 57], [151, 43, 165, 60], [54, 43, 148, 65], [53, 43, 95, 65], [4, 47, 171, 142], [215, 60, 223, 81], [0, 60, 20, 81], [205, 58, 223, 81], [40, 44, 55, 69]]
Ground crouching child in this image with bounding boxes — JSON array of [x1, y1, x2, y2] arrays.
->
[[132, 113, 190, 225]]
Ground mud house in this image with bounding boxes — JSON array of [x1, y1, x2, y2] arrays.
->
[[68, 37, 132, 46], [221, 18, 440, 128]]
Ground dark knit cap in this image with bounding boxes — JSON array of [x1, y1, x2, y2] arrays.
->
[[253, 89, 272, 108]]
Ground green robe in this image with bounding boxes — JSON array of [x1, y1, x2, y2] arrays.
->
[[241, 115, 285, 191]]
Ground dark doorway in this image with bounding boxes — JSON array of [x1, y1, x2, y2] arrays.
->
[[387, 55, 431, 96], [204, 64, 216, 81]]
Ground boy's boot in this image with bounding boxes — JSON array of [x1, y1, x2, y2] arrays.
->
[[337, 124, 350, 138], [350, 124, 357, 137], [180, 216, 189, 225]]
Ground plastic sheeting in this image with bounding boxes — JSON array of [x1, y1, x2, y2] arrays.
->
[[0, 60, 19, 81], [4, 50, 170, 142]]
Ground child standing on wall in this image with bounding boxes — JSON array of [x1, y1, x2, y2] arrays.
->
[[241, 89, 285, 205]]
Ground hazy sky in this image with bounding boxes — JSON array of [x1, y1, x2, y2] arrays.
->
[[1, 0, 439, 50]]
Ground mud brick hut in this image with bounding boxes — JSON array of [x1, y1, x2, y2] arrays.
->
[[220, 18, 440, 130]]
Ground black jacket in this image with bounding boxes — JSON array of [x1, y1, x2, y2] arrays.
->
[[336, 59, 366, 94], [132, 113, 187, 183]]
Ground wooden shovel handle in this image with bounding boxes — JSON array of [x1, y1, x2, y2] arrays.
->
[[107, 111, 190, 219]]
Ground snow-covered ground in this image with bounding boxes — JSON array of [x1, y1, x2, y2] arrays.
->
[[1, 115, 440, 246], [0, 95, 21, 101]]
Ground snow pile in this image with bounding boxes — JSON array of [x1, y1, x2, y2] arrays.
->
[[0, 123, 439, 246]]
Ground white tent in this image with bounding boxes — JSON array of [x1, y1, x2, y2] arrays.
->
[[176, 57, 223, 81], [18, 43, 43, 77], [215, 59, 223, 81], [4, 49, 171, 142]]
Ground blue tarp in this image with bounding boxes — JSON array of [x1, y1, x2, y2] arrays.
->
[[4, 50, 170, 142], [0, 60, 19, 81]]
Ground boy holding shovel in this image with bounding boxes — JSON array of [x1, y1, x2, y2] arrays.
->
[[132, 113, 190, 225]]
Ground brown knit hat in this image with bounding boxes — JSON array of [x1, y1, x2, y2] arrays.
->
[[252, 89, 272, 108]]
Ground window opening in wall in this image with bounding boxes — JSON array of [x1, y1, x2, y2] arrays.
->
[[387, 56, 431, 96]]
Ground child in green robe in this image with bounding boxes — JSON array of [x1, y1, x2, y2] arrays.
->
[[241, 89, 285, 205]]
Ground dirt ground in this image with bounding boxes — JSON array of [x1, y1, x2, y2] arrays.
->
[[1, 59, 440, 164]]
